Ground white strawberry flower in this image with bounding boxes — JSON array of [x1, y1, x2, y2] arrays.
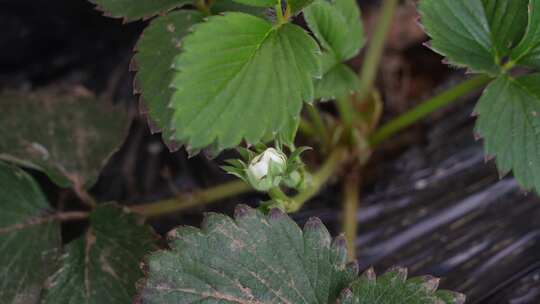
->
[[248, 148, 287, 180]]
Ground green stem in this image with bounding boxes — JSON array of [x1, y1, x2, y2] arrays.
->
[[306, 105, 330, 149], [268, 187, 290, 203], [357, 0, 398, 101], [342, 169, 360, 261], [132, 180, 251, 218], [369, 74, 492, 147], [275, 0, 286, 26], [288, 148, 348, 212], [132, 149, 347, 217], [336, 95, 355, 127]]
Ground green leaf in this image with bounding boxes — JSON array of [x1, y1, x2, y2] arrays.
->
[[277, 116, 300, 147], [0, 161, 61, 303], [0, 87, 129, 188], [90, 0, 192, 22], [134, 11, 203, 151], [511, 0, 540, 68], [170, 12, 321, 152], [288, 0, 315, 14], [138, 205, 357, 303], [232, 0, 276, 8], [483, 0, 528, 57], [304, 0, 364, 63], [211, 0, 269, 17], [338, 267, 465, 304], [419, 0, 528, 74], [474, 73, 540, 193], [42, 204, 157, 304], [304, 0, 363, 100], [315, 63, 360, 100]]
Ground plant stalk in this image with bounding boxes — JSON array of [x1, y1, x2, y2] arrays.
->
[[342, 169, 360, 261], [131, 180, 251, 218], [132, 75, 489, 218], [306, 104, 330, 149], [131, 75, 489, 218], [268, 186, 291, 203], [288, 148, 348, 212], [357, 0, 399, 101], [369, 74, 492, 147], [336, 95, 355, 127], [275, 0, 287, 26]]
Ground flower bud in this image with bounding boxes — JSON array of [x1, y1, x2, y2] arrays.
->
[[246, 148, 287, 191], [248, 148, 286, 179], [283, 170, 303, 190]]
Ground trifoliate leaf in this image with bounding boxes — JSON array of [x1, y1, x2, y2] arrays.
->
[[419, 0, 528, 74], [0, 87, 129, 188], [304, 0, 363, 100], [474, 73, 540, 193], [89, 0, 192, 22], [304, 0, 364, 63], [138, 205, 357, 303], [42, 204, 157, 304], [511, 0, 540, 68], [315, 63, 360, 100], [0, 161, 61, 304], [232, 0, 276, 8], [134, 11, 203, 151], [338, 267, 465, 304], [170, 12, 321, 152]]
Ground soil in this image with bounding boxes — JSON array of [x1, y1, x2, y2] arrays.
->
[[2, 0, 539, 303]]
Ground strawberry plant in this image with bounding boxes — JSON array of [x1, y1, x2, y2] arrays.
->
[[2, 0, 537, 302]]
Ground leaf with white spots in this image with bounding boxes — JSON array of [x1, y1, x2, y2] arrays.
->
[[0, 161, 61, 304], [0, 86, 129, 188], [338, 268, 466, 304], [138, 205, 357, 303], [42, 204, 157, 304]]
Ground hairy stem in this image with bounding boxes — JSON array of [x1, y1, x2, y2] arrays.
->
[[342, 169, 360, 261], [131, 74, 489, 218], [130, 76, 489, 219], [268, 186, 290, 203], [369, 74, 492, 146], [288, 148, 348, 212], [131, 180, 251, 218], [357, 0, 398, 101], [134, 148, 347, 217]]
